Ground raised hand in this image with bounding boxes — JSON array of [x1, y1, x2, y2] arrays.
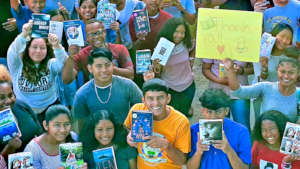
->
[[110, 21, 120, 32], [48, 33, 61, 49], [2, 18, 17, 32], [22, 20, 33, 38]]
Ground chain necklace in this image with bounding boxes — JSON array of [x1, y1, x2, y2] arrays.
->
[[94, 82, 112, 104]]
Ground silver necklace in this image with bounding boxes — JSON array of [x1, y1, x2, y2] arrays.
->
[[94, 82, 112, 104]]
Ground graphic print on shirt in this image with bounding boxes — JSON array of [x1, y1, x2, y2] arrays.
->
[[259, 159, 278, 169], [18, 73, 52, 93], [139, 132, 166, 165]]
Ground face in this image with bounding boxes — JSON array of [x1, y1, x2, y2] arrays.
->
[[173, 25, 185, 45], [202, 107, 228, 119], [94, 120, 115, 146], [143, 91, 171, 118], [144, 0, 161, 15], [25, 0, 46, 13], [51, 14, 64, 22], [79, 0, 97, 20], [275, 29, 292, 51], [44, 114, 71, 142], [0, 83, 15, 111], [273, 0, 289, 6], [28, 38, 47, 64], [86, 22, 106, 48], [277, 62, 298, 87], [88, 57, 113, 86], [110, 0, 125, 11], [261, 120, 280, 145]]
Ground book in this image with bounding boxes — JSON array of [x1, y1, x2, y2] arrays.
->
[[131, 111, 153, 142], [136, 49, 151, 74], [256, 0, 273, 8], [151, 37, 175, 66], [8, 152, 33, 169], [59, 142, 84, 169], [259, 159, 278, 169], [31, 13, 50, 38], [199, 119, 223, 145], [49, 21, 64, 42], [280, 122, 300, 155], [0, 108, 21, 144], [63, 20, 85, 46], [260, 32, 276, 59], [93, 146, 118, 169], [133, 9, 150, 35], [96, 1, 117, 29]]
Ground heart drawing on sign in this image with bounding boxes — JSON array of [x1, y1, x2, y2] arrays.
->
[[217, 45, 225, 55]]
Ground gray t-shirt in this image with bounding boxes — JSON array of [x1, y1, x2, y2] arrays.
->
[[73, 75, 143, 125], [232, 82, 297, 121]]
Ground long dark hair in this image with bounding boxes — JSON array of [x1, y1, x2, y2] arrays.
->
[[22, 38, 54, 84], [79, 110, 128, 152], [252, 110, 290, 143], [156, 17, 192, 48]]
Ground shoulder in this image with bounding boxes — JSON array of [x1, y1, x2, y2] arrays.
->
[[75, 46, 92, 59], [113, 75, 137, 87], [108, 43, 127, 51], [25, 137, 41, 152], [224, 118, 249, 136], [169, 106, 190, 125], [76, 80, 94, 97], [130, 103, 147, 111]]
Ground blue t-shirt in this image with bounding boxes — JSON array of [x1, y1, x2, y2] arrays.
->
[[189, 118, 251, 169], [263, 0, 300, 45], [73, 76, 143, 125], [163, 0, 195, 18], [11, 5, 33, 32], [43, 0, 78, 19]]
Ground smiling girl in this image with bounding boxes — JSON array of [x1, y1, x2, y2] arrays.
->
[[79, 110, 137, 169], [251, 110, 300, 169]]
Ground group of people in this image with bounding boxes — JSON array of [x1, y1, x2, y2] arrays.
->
[[0, 0, 300, 168]]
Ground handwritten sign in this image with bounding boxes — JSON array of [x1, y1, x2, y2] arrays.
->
[[196, 8, 263, 62]]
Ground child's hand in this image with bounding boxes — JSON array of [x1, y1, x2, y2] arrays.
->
[[48, 33, 61, 49], [110, 21, 120, 32], [22, 20, 33, 38]]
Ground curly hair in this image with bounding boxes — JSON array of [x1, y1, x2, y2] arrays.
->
[[156, 17, 192, 48], [0, 64, 11, 84], [22, 38, 54, 84], [252, 110, 290, 143]]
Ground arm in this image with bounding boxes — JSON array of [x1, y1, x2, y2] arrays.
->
[[114, 45, 135, 79], [62, 45, 80, 84], [129, 158, 137, 169], [202, 61, 228, 86], [187, 137, 209, 169], [10, 0, 20, 12], [113, 66, 134, 79], [174, 0, 196, 24], [223, 59, 239, 90], [73, 93, 89, 133]]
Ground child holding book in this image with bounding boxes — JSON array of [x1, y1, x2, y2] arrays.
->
[[24, 104, 86, 169], [152, 17, 195, 117], [251, 110, 300, 169], [79, 109, 137, 169]]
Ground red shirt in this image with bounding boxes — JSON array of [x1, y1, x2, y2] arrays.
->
[[73, 44, 133, 82], [129, 9, 172, 51], [252, 141, 300, 169]]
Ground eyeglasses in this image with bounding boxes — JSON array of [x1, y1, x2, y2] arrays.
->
[[88, 30, 104, 38]]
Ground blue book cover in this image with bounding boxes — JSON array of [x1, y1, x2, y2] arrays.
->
[[133, 9, 150, 35], [63, 20, 85, 46], [0, 108, 21, 143], [96, 1, 117, 29], [136, 49, 151, 74], [31, 13, 50, 38], [8, 152, 33, 169], [59, 142, 84, 169], [93, 146, 118, 169], [151, 37, 175, 66], [131, 111, 153, 142]]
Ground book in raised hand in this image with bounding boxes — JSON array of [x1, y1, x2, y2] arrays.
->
[[59, 142, 84, 169], [136, 49, 151, 74], [63, 20, 85, 46], [96, 1, 117, 29], [151, 37, 175, 66], [93, 146, 118, 169], [49, 21, 64, 42], [131, 111, 153, 142], [199, 119, 223, 145], [0, 108, 21, 144], [280, 122, 300, 156], [31, 13, 50, 38], [133, 9, 150, 35], [8, 152, 33, 169], [260, 32, 276, 59]]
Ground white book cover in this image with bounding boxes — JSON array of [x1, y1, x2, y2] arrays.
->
[[199, 119, 223, 145], [260, 32, 276, 59], [49, 21, 64, 42], [280, 122, 300, 155], [151, 37, 175, 66], [8, 152, 33, 169]]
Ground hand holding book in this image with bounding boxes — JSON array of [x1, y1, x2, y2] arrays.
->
[[22, 20, 33, 39], [48, 33, 61, 49]]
